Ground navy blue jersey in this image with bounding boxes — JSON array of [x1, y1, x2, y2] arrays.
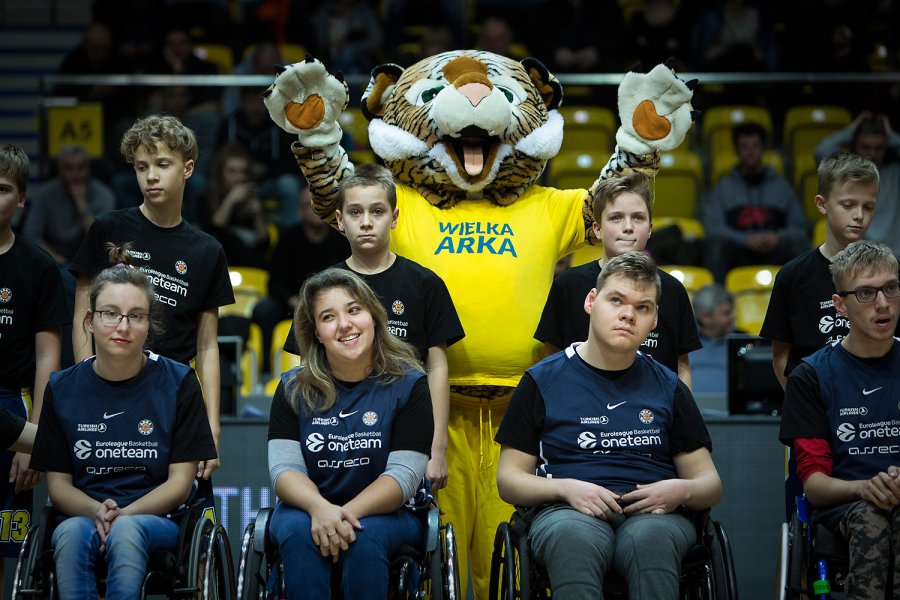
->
[[497, 346, 711, 492], [272, 368, 429, 505], [31, 353, 217, 509], [780, 340, 900, 482]]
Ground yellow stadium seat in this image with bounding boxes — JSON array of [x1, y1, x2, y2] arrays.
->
[[725, 265, 780, 293], [733, 292, 771, 336], [194, 43, 233, 73], [710, 149, 785, 187], [559, 106, 617, 154], [240, 323, 263, 396], [653, 216, 705, 240], [271, 319, 301, 379], [660, 265, 715, 294], [547, 151, 605, 191], [278, 43, 308, 64], [702, 106, 773, 160], [348, 150, 377, 166], [792, 150, 822, 223], [783, 105, 851, 157], [654, 150, 703, 219], [225, 267, 269, 318], [339, 107, 370, 150], [812, 218, 827, 247]]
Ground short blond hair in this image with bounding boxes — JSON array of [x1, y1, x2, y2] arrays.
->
[[591, 171, 652, 223], [817, 153, 879, 198], [120, 115, 198, 164], [830, 240, 898, 291]]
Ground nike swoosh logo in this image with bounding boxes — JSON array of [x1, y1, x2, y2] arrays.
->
[[606, 401, 627, 410], [103, 411, 124, 419], [862, 387, 883, 395], [338, 410, 359, 418]]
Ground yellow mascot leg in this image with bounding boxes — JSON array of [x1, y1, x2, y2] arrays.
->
[[441, 394, 512, 600]]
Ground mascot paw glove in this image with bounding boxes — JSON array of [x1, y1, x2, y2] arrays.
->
[[616, 62, 696, 154], [263, 55, 349, 147]]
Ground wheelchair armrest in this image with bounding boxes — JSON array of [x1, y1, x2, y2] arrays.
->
[[425, 505, 440, 553]]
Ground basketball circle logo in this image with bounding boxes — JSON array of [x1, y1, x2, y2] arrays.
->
[[0, 287, 11, 302], [138, 419, 154, 435], [391, 300, 405, 316], [175, 260, 188, 275], [639, 409, 654, 424]]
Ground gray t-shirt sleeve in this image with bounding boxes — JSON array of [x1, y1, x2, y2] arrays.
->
[[268, 438, 307, 489], [384, 450, 429, 500]]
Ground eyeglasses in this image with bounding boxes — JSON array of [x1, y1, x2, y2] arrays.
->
[[836, 281, 900, 303], [94, 310, 150, 327]]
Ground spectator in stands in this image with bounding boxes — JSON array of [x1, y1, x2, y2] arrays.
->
[[703, 123, 808, 281], [215, 86, 301, 226], [815, 111, 900, 258], [625, 0, 693, 71], [530, 1, 614, 73], [691, 284, 738, 396], [148, 26, 221, 116], [475, 16, 525, 59], [91, 0, 165, 73], [252, 184, 350, 374], [222, 40, 283, 116], [23, 146, 115, 268], [310, 0, 383, 75], [203, 143, 271, 268], [690, 0, 776, 72]]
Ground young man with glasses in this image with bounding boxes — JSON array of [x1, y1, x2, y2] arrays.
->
[[779, 240, 900, 598]]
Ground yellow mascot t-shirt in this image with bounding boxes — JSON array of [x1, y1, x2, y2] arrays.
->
[[392, 183, 588, 387]]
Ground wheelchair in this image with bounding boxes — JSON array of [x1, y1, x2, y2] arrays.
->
[[774, 495, 850, 600], [236, 502, 461, 599], [11, 501, 236, 599], [488, 506, 739, 600]]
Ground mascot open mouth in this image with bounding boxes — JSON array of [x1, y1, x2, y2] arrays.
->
[[446, 126, 500, 179]]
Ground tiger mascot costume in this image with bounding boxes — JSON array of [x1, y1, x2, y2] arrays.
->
[[265, 50, 696, 599]]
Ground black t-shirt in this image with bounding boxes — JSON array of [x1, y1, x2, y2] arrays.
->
[[284, 256, 465, 362], [760, 248, 846, 377], [69, 208, 235, 363], [534, 260, 701, 372], [267, 225, 350, 307], [0, 236, 70, 388]]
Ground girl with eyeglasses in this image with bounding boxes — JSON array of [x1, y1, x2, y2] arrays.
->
[[29, 243, 217, 600]]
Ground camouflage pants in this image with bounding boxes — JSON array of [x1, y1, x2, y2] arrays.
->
[[815, 500, 899, 599]]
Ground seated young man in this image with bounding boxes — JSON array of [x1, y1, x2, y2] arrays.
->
[[496, 251, 722, 600], [779, 239, 900, 599]]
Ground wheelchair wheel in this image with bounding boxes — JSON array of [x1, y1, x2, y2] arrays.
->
[[708, 521, 738, 600], [433, 521, 461, 600], [786, 513, 806, 600], [237, 520, 265, 600], [12, 523, 43, 599], [774, 522, 789, 600], [490, 521, 529, 600]]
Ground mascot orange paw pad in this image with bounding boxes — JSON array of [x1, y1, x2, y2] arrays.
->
[[285, 96, 326, 130], [633, 99, 671, 141]]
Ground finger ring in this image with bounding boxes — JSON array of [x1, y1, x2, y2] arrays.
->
[[327, 531, 337, 537]]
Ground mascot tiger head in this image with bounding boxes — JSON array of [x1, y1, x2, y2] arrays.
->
[[362, 51, 563, 208]]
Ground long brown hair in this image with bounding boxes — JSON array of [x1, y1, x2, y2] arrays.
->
[[286, 268, 422, 414]]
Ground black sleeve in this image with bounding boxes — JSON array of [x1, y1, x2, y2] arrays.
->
[[423, 275, 465, 349], [283, 322, 300, 356], [674, 283, 702, 355], [0, 406, 26, 451], [669, 380, 713, 455], [759, 268, 792, 343], [779, 362, 828, 444], [495, 372, 545, 456], [268, 378, 301, 441], [30, 386, 74, 474], [68, 215, 110, 279], [391, 377, 433, 454], [200, 245, 236, 310], [170, 372, 218, 463], [35, 253, 71, 330], [534, 278, 567, 347]]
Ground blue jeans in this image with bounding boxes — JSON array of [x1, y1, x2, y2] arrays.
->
[[269, 501, 425, 600], [52, 514, 179, 600], [529, 504, 696, 600]]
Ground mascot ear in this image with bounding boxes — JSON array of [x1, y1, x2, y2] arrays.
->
[[361, 63, 404, 120], [521, 57, 562, 112]]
